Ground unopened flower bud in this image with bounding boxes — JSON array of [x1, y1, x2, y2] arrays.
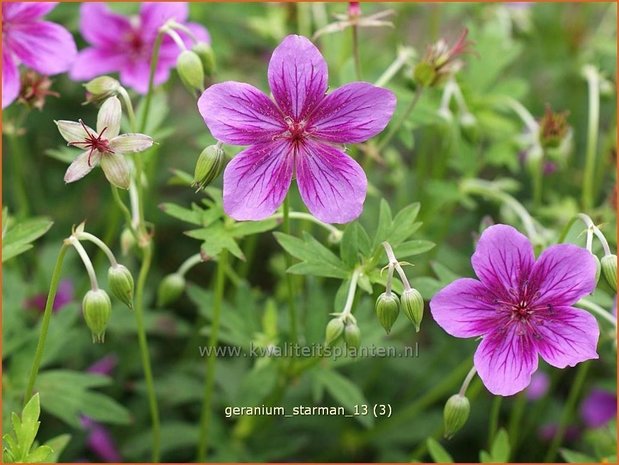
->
[[401, 288, 424, 332], [120, 228, 136, 256], [413, 61, 437, 88], [83, 76, 120, 104], [538, 106, 570, 149], [83, 289, 112, 343], [325, 318, 345, 346], [344, 322, 361, 349], [192, 42, 216, 77], [157, 273, 186, 307], [592, 254, 601, 284], [443, 394, 470, 439], [108, 264, 134, 309], [177, 50, 205, 92], [375, 292, 400, 334], [601, 254, 617, 292], [193, 145, 225, 191]]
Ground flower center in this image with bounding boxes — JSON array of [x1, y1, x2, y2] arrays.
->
[[68, 120, 114, 166], [284, 117, 307, 143]]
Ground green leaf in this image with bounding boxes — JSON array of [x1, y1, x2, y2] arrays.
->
[[427, 437, 454, 463], [315, 369, 374, 428], [373, 199, 393, 247], [24, 445, 52, 463], [230, 219, 279, 238], [340, 223, 360, 267], [43, 434, 71, 463], [274, 232, 348, 279], [490, 428, 510, 462], [392, 240, 435, 259], [387, 203, 421, 245], [159, 202, 202, 225], [235, 362, 279, 406], [560, 449, 596, 463], [3, 217, 53, 262]]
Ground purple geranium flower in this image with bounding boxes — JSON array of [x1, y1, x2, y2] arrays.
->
[[430, 224, 600, 396], [580, 388, 617, 428], [525, 371, 550, 401], [2, 2, 77, 108], [70, 3, 209, 94], [198, 35, 396, 224], [80, 417, 121, 462], [25, 279, 74, 313]]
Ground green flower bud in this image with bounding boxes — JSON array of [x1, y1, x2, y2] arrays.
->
[[157, 273, 186, 307], [443, 394, 470, 439], [413, 61, 437, 88], [83, 289, 112, 343], [601, 254, 617, 292], [193, 145, 225, 191], [176, 50, 205, 92], [108, 264, 134, 309], [120, 228, 136, 257], [344, 322, 361, 349], [401, 288, 424, 332], [375, 292, 400, 334], [592, 254, 601, 284], [83, 76, 120, 104], [192, 42, 216, 77], [325, 318, 345, 346]]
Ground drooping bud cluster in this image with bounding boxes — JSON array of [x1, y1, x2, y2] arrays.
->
[[108, 264, 135, 309], [177, 50, 205, 93], [192, 42, 216, 78], [83, 289, 112, 343], [325, 313, 361, 349], [193, 144, 225, 191], [401, 288, 424, 332], [375, 292, 400, 334]]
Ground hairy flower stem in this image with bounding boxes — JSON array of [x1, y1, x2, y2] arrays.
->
[[558, 213, 612, 255], [577, 298, 617, 327], [178, 253, 205, 276], [581, 66, 600, 211], [268, 211, 343, 241], [139, 31, 164, 133], [377, 87, 424, 152], [374, 47, 415, 88], [23, 244, 69, 404], [282, 197, 298, 343], [487, 396, 503, 449], [340, 268, 362, 319], [458, 366, 477, 396], [77, 232, 118, 266], [68, 237, 99, 290], [382, 241, 412, 291], [544, 362, 591, 462], [197, 250, 228, 461]]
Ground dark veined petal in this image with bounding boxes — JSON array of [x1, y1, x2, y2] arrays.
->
[[474, 328, 538, 396], [533, 305, 599, 368], [70, 47, 126, 82], [223, 140, 294, 221], [308, 82, 396, 143], [295, 140, 367, 224], [2, 2, 57, 23], [430, 278, 504, 338], [267, 35, 328, 121], [471, 224, 535, 299], [64, 150, 101, 184], [78, 3, 131, 48], [2, 49, 20, 109], [198, 81, 285, 145], [530, 244, 598, 307]]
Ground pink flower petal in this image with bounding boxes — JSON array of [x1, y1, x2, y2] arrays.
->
[[308, 82, 396, 143], [139, 2, 189, 37], [268, 35, 328, 121], [295, 140, 366, 224], [70, 47, 126, 82], [7, 20, 77, 75], [78, 3, 132, 48], [430, 278, 504, 338], [120, 59, 169, 95], [186, 22, 211, 44], [198, 82, 285, 145], [534, 305, 599, 368], [223, 140, 294, 220], [65, 151, 101, 184], [2, 49, 19, 109], [471, 224, 535, 299], [474, 328, 538, 396], [2, 2, 57, 22], [530, 244, 598, 307]]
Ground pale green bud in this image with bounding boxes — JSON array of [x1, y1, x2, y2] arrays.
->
[[120, 228, 136, 257], [601, 254, 617, 292], [176, 50, 204, 92], [413, 61, 437, 88], [443, 394, 470, 439], [157, 273, 186, 307], [344, 322, 361, 349], [401, 288, 424, 332], [192, 42, 216, 77], [83, 76, 120, 104], [108, 264, 134, 309], [375, 292, 400, 334], [83, 289, 112, 343], [325, 318, 345, 346], [593, 254, 601, 284], [193, 145, 225, 191]]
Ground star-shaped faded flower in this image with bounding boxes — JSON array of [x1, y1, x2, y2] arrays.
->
[[198, 35, 396, 224], [55, 96, 153, 189], [430, 224, 599, 396]]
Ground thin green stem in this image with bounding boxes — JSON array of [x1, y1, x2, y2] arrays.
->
[[268, 211, 342, 241], [197, 250, 227, 461], [507, 392, 526, 449], [351, 24, 362, 80], [76, 232, 118, 267], [178, 253, 205, 277], [340, 268, 362, 318], [582, 66, 600, 210], [111, 186, 137, 240], [378, 88, 424, 152], [133, 244, 160, 462], [487, 396, 502, 448], [544, 362, 591, 462], [458, 365, 477, 396], [24, 244, 69, 404], [118, 87, 137, 133], [576, 298, 617, 327], [532, 155, 543, 209], [374, 47, 415, 88], [282, 197, 298, 342], [139, 31, 164, 133], [69, 237, 99, 290], [8, 133, 31, 217]]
